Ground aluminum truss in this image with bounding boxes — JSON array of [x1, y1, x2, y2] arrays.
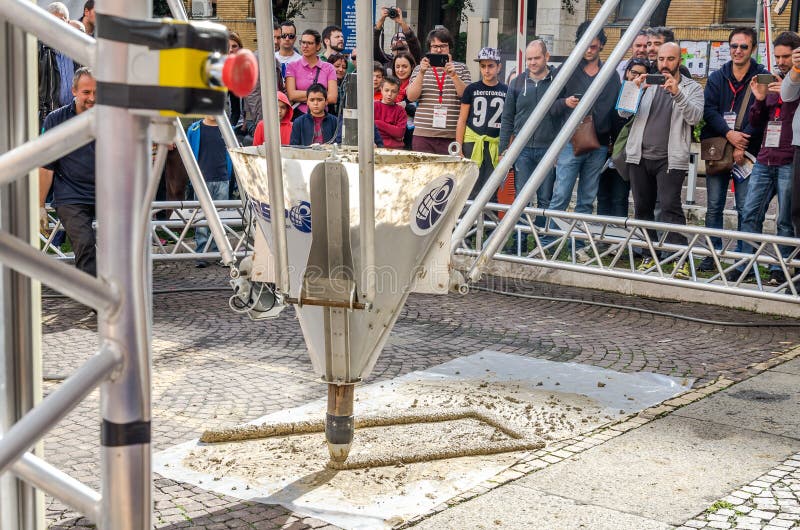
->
[[40, 200, 254, 262], [457, 202, 800, 304]]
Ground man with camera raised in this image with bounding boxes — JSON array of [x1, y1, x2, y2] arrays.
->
[[620, 42, 704, 278], [374, 6, 423, 68]]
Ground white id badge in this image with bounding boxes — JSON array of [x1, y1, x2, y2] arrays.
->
[[432, 105, 448, 128], [765, 121, 782, 148], [724, 112, 737, 130]]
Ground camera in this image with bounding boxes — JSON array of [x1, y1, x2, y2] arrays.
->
[[646, 73, 666, 85], [387, 7, 399, 18]]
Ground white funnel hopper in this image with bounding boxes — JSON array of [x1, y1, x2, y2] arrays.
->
[[229, 146, 477, 459]]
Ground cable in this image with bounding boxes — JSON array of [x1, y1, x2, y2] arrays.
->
[[42, 286, 231, 299], [469, 285, 800, 328]]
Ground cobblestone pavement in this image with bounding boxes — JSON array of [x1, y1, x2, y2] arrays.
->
[[679, 452, 800, 530], [41, 261, 800, 529]]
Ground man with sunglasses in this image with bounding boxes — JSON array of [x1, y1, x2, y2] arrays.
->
[[276, 21, 301, 67], [699, 27, 768, 270]]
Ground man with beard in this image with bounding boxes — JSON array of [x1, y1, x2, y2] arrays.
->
[[321, 25, 354, 73], [373, 6, 423, 68], [620, 42, 704, 278], [616, 30, 648, 81]]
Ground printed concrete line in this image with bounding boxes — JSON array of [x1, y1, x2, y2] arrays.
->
[[404, 347, 800, 529], [402, 377, 733, 528]]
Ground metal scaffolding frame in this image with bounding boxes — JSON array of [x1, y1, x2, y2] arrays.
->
[[457, 202, 800, 303], [0, 0, 378, 524]]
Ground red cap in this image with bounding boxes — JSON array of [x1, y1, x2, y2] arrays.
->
[[222, 49, 258, 97]]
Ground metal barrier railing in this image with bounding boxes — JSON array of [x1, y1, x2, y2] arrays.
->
[[456, 201, 800, 304], [40, 200, 253, 261]]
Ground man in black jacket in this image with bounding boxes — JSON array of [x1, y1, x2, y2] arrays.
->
[[373, 6, 423, 68]]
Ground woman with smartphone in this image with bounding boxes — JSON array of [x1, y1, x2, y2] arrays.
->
[[405, 28, 471, 154]]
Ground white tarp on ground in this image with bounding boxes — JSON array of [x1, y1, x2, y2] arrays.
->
[[154, 351, 693, 529]]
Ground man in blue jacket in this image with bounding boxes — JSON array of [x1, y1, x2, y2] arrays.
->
[[699, 27, 768, 270], [186, 115, 233, 267]]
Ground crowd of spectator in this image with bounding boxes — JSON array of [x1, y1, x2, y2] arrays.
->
[[36, 2, 800, 282]]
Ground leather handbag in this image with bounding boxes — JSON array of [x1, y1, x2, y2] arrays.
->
[[571, 115, 601, 156], [700, 85, 752, 176], [700, 137, 733, 175]]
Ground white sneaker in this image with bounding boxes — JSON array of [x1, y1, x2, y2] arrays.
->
[[575, 247, 593, 263]]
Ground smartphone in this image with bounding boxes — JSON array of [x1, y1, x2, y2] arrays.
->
[[426, 53, 448, 68], [573, 93, 583, 100], [757, 73, 776, 84], [646, 73, 666, 85]]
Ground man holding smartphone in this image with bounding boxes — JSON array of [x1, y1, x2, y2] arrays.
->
[[619, 42, 704, 278], [732, 31, 800, 285], [550, 21, 621, 218], [406, 27, 471, 154]]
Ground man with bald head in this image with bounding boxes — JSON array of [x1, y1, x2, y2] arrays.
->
[[499, 39, 560, 213], [619, 41, 704, 277]]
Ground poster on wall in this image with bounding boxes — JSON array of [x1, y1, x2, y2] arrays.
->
[[680, 41, 709, 77], [341, 0, 376, 53]]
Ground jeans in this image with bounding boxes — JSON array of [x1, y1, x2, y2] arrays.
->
[[514, 146, 556, 229], [194, 180, 230, 254], [551, 144, 608, 214], [705, 171, 750, 250], [740, 162, 791, 271]]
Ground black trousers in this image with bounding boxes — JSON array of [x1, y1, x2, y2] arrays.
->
[[56, 204, 96, 277], [628, 158, 687, 245]]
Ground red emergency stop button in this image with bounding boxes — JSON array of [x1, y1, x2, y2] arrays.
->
[[223, 49, 258, 97]]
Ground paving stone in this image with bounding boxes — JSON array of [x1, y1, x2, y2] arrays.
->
[[39, 264, 800, 529]]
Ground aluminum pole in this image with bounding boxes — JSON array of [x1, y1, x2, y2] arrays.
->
[[95, 0, 153, 526], [0, 231, 117, 313], [254, 0, 291, 294], [0, 344, 121, 475], [451, 0, 623, 248], [467, 0, 662, 282], [174, 126, 236, 266], [10, 452, 101, 524], [0, 0, 95, 67], [356, 0, 376, 303], [0, 14, 43, 530], [0, 109, 94, 187]]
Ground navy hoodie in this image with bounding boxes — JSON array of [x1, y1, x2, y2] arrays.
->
[[701, 58, 768, 157]]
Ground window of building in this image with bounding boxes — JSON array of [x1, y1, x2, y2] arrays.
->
[[616, 0, 645, 21], [725, 0, 756, 21]]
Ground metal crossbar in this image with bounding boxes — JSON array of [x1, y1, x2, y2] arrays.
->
[[456, 202, 800, 304], [40, 200, 253, 261]]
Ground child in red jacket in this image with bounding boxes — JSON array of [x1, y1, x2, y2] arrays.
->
[[253, 91, 293, 146], [374, 77, 407, 148]]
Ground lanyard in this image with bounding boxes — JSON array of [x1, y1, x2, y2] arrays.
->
[[774, 96, 783, 120], [727, 80, 745, 112], [432, 67, 446, 103]]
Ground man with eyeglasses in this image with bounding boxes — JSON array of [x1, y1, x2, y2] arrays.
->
[[373, 6, 423, 68], [699, 26, 768, 271]]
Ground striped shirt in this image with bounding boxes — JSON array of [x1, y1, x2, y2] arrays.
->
[[409, 62, 471, 138]]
